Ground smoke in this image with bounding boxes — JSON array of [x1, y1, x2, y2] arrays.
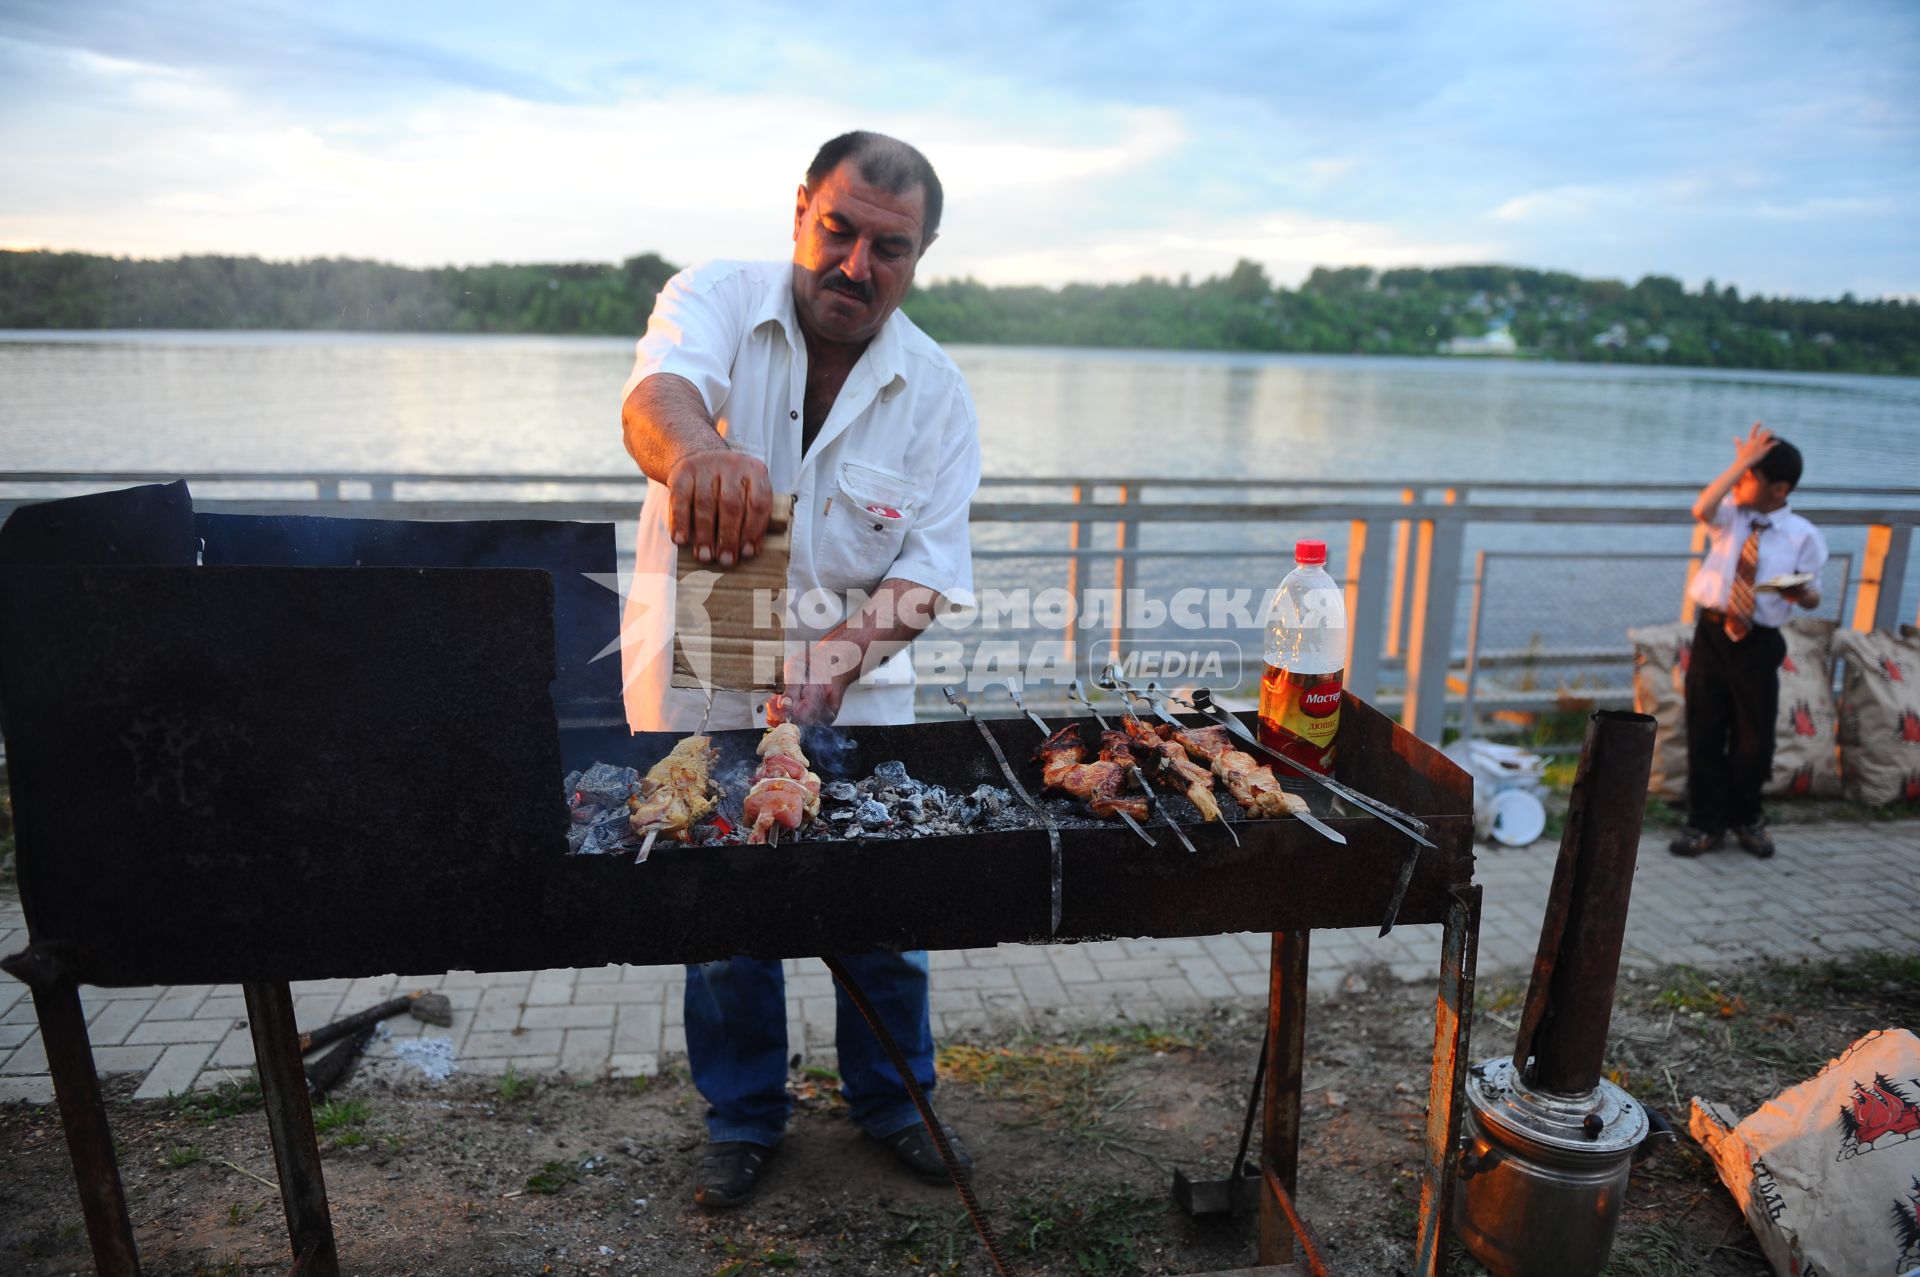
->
[[801, 723, 860, 777]]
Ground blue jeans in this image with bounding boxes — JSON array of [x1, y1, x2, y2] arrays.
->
[[684, 949, 934, 1148]]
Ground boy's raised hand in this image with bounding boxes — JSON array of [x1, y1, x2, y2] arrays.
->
[[1733, 421, 1778, 469]]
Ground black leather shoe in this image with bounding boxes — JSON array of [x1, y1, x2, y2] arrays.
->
[[877, 1122, 974, 1183], [1669, 827, 1724, 857], [1734, 821, 1775, 859], [693, 1141, 774, 1209]]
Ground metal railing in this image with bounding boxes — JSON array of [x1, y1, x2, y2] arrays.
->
[[3, 471, 1915, 741]]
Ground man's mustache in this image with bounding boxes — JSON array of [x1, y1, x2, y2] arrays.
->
[[823, 274, 872, 304]]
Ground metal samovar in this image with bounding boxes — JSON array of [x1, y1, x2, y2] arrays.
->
[[1454, 712, 1675, 1277]]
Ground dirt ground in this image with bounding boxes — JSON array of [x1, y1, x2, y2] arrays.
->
[[3, 949, 1916, 1277]]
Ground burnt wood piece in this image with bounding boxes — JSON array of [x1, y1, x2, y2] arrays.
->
[[245, 982, 339, 1277], [296, 995, 418, 1054], [1514, 712, 1656, 1095], [0, 945, 141, 1277]]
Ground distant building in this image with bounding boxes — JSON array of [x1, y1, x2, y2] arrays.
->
[[1443, 324, 1518, 357], [1592, 323, 1630, 349], [1643, 333, 1671, 354]]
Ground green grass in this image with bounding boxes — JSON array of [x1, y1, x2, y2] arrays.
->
[[1010, 1185, 1162, 1275], [524, 1159, 581, 1195], [175, 1078, 263, 1123], [938, 1023, 1203, 1165], [1600, 1220, 1699, 1276], [188, 1262, 246, 1277], [890, 1205, 972, 1276], [497, 1065, 535, 1102], [165, 1145, 204, 1169], [312, 1097, 370, 1133]]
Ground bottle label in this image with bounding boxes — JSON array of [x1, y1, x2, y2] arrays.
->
[[1259, 665, 1343, 767]]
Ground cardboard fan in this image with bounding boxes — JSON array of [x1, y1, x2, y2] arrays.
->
[[670, 493, 794, 692]]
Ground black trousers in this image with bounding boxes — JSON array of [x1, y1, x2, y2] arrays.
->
[[1684, 615, 1786, 832]]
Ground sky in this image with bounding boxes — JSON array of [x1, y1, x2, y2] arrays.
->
[[1, 0, 1916, 298]]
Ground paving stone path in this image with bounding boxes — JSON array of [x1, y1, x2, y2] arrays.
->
[[2, 820, 1915, 1104]]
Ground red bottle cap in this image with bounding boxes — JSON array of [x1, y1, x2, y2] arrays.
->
[[1294, 539, 1327, 566]]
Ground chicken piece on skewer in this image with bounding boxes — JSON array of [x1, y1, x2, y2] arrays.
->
[[1032, 723, 1150, 822], [1166, 724, 1308, 819], [1034, 723, 1085, 789], [745, 722, 823, 844], [1120, 718, 1223, 822], [627, 735, 722, 842]]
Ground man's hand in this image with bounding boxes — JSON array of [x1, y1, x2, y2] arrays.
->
[[774, 641, 859, 726], [1733, 421, 1778, 470], [666, 450, 773, 567], [770, 679, 845, 727]]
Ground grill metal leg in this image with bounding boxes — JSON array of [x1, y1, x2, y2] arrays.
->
[[22, 958, 142, 1275], [243, 981, 339, 1277], [1257, 929, 1310, 1267], [1414, 886, 1481, 1277]]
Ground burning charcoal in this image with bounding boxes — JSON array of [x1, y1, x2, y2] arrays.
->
[[569, 762, 641, 807], [855, 798, 892, 828], [825, 780, 859, 804], [901, 793, 928, 824], [971, 784, 1008, 815], [873, 760, 911, 786], [952, 796, 982, 825]]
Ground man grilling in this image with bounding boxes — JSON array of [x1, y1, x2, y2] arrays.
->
[[617, 132, 982, 1207]]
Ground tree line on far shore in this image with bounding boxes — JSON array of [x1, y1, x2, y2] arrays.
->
[[2, 249, 1915, 375]]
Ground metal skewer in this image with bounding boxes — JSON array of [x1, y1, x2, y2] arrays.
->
[[1169, 686, 1433, 847], [1114, 673, 1346, 848], [1008, 678, 1155, 848], [946, 686, 1065, 933], [1167, 685, 1431, 935], [1095, 669, 1238, 848], [634, 828, 658, 865], [1070, 679, 1198, 854]]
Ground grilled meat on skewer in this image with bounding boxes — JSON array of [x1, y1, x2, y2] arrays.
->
[[745, 722, 822, 844], [1031, 723, 1150, 822], [627, 735, 721, 842], [1120, 718, 1223, 822], [1166, 724, 1308, 819]]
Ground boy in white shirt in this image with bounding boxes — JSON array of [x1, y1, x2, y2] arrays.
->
[[1674, 423, 1828, 858]]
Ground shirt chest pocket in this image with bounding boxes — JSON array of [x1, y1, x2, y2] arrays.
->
[[814, 460, 920, 594]]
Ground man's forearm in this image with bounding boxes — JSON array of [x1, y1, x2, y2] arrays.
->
[[812, 579, 944, 687], [623, 373, 729, 484]]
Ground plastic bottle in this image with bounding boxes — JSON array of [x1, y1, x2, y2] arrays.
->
[[1258, 539, 1346, 773]]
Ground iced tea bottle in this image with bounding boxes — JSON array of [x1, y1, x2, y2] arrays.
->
[[1258, 538, 1346, 773]]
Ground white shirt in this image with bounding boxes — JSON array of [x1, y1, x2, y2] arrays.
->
[[1686, 501, 1828, 629], [619, 260, 982, 731]]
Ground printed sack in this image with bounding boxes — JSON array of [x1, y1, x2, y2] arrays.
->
[[1691, 1028, 1920, 1277], [1767, 617, 1842, 798], [1628, 622, 1691, 800], [1832, 625, 1920, 805]]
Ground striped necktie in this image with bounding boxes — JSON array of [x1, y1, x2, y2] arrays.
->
[[1724, 516, 1769, 641]]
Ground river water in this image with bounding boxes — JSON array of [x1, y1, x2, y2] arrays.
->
[[2, 329, 1917, 487], [2, 331, 1915, 699]]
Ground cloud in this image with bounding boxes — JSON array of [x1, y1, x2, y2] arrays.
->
[[1489, 186, 1606, 224], [1, 0, 1916, 296], [949, 211, 1501, 288]]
